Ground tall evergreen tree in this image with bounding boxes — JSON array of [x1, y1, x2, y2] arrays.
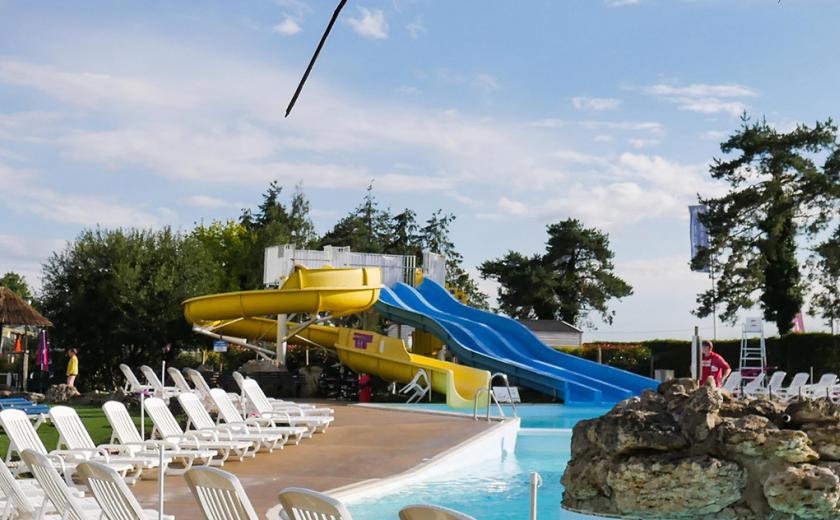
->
[[808, 229, 840, 331], [421, 210, 488, 309], [386, 209, 422, 257], [692, 116, 840, 334], [319, 183, 392, 253], [480, 219, 632, 327]]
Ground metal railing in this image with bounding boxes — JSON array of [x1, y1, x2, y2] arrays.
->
[[530, 472, 543, 520], [472, 373, 518, 421]]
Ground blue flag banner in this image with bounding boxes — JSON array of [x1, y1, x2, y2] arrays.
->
[[689, 205, 710, 273]]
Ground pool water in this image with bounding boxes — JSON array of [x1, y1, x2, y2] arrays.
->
[[347, 405, 612, 519], [382, 402, 612, 429]]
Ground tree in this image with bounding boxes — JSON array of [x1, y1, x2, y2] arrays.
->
[[421, 210, 488, 309], [0, 272, 32, 300], [319, 183, 392, 253], [235, 181, 318, 288], [385, 209, 422, 257], [39, 228, 222, 388], [190, 220, 253, 292], [480, 219, 632, 327], [692, 117, 840, 334], [808, 230, 840, 332]]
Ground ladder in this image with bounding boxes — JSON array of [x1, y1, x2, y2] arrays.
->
[[739, 317, 766, 384]]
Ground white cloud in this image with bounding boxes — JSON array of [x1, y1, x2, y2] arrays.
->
[[531, 119, 665, 136], [395, 85, 421, 96], [644, 82, 757, 117], [0, 160, 161, 227], [607, 0, 640, 6], [644, 84, 757, 98], [628, 138, 660, 148], [406, 17, 426, 39], [700, 130, 729, 141], [471, 74, 500, 93], [273, 16, 302, 36], [0, 57, 191, 110], [572, 96, 621, 111], [491, 152, 726, 228], [186, 195, 237, 209], [347, 8, 388, 39], [273, 0, 310, 18]]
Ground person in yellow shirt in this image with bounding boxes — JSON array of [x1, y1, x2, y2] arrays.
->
[[66, 348, 79, 388]]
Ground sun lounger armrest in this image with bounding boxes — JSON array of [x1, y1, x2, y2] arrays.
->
[[261, 410, 292, 422], [213, 424, 242, 437], [45, 454, 69, 474], [164, 434, 203, 448], [192, 429, 223, 442], [49, 448, 98, 462]]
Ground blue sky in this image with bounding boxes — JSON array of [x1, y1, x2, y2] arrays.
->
[[1, 0, 838, 341]]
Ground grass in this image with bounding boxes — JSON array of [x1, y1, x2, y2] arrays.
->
[[0, 404, 154, 458]]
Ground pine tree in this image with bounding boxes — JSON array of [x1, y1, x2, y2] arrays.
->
[[693, 116, 840, 334]]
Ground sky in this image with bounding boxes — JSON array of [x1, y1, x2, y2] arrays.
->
[[1, 0, 839, 342]]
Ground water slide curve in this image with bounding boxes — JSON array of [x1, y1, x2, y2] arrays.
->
[[375, 279, 657, 404]]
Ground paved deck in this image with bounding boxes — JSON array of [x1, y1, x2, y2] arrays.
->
[[132, 403, 493, 518]]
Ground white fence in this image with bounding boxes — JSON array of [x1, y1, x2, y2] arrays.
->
[[264, 244, 431, 287]]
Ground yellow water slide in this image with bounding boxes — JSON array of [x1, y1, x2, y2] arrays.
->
[[182, 266, 490, 408]]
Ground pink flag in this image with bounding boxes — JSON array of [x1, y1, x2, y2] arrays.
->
[[791, 312, 805, 333]]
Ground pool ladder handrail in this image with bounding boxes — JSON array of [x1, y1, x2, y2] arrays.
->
[[472, 373, 518, 421]]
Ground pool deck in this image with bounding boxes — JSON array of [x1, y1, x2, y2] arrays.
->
[[132, 402, 494, 518]]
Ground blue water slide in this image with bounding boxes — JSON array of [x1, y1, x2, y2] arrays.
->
[[375, 279, 657, 404]]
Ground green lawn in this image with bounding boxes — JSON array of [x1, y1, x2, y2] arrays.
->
[[0, 405, 153, 458]]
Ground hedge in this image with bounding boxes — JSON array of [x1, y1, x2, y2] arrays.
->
[[567, 333, 840, 379]]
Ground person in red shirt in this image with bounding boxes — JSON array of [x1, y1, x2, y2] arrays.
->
[[358, 373, 373, 403], [700, 340, 731, 387]]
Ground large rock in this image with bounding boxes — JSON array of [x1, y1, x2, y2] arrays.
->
[[586, 409, 687, 455], [764, 464, 840, 519], [45, 384, 80, 403], [804, 423, 840, 461], [677, 383, 723, 442], [786, 399, 840, 426], [606, 456, 745, 518], [563, 381, 840, 519]]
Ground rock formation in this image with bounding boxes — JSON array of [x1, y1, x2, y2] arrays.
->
[[562, 378, 840, 519]]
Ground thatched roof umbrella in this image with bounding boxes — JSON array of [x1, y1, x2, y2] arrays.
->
[[0, 287, 51, 392], [0, 287, 52, 327]]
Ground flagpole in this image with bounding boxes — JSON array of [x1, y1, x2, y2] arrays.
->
[[710, 252, 717, 340]]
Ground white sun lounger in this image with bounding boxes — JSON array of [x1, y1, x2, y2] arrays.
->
[[278, 487, 353, 520], [804, 373, 839, 399], [740, 373, 766, 399], [185, 467, 259, 520], [21, 449, 105, 520], [49, 406, 156, 484], [720, 371, 742, 395], [209, 388, 307, 446], [139, 366, 180, 402], [144, 397, 251, 466], [178, 393, 280, 455], [184, 368, 241, 411], [102, 401, 214, 475], [78, 461, 174, 520], [399, 504, 477, 520], [0, 409, 134, 486], [167, 367, 195, 395], [120, 364, 151, 394], [0, 456, 70, 520], [232, 372, 334, 417], [776, 372, 811, 402], [241, 379, 332, 435], [749, 371, 786, 399]]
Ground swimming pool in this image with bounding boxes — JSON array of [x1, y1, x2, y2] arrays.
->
[[378, 402, 612, 429], [346, 404, 611, 519]]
